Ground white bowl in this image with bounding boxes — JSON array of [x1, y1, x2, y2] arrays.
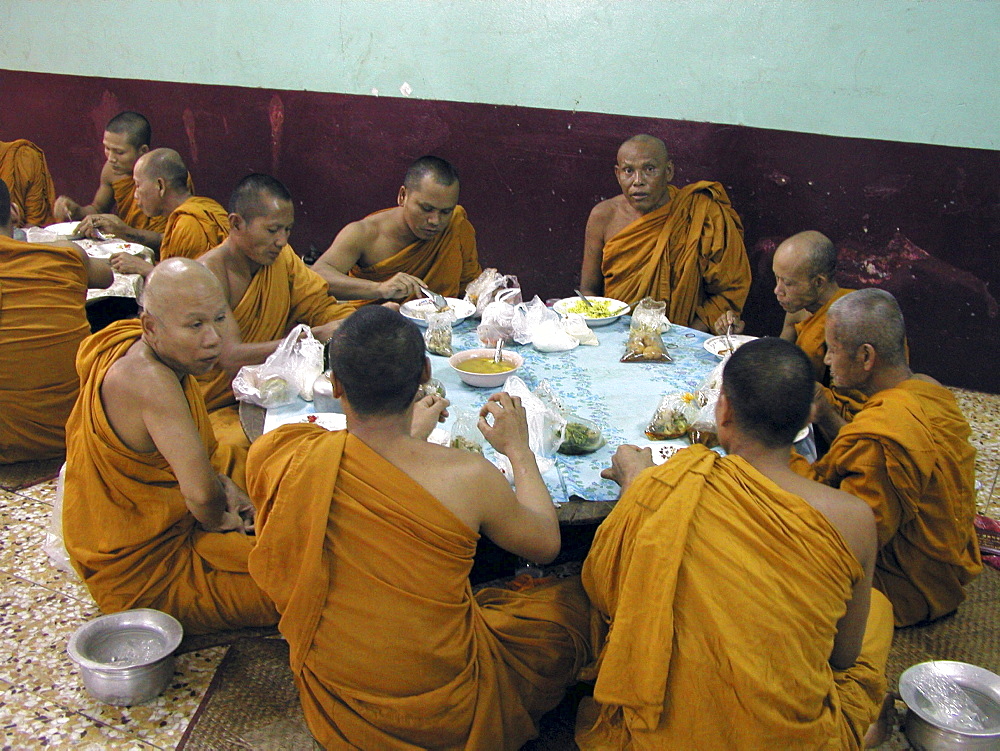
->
[[448, 348, 524, 388], [703, 334, 757, 359], [552, 296, 630, 327], [400, 297, 476, 327]]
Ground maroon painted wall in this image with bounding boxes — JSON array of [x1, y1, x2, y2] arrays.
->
[[3, 69, 998, 392]]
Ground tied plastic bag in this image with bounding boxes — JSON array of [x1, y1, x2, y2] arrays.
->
[[622, 297, 671, 362], [233, 324, 324, 408], [532, 319, 578, 352], [533, 380, 605, 455], [464, 268, 522, 317], [477, 300, 516, 346], [646, 392, 700, 439], [449, 408, 485, 454], [562, 314, 599, 346], [511, 296, 556, 345], [492, 376, 566, 479], [424, 310, 455, 356], [687, 390, 720, 448]]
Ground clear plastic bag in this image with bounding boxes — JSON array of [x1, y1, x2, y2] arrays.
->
[[500, 376, 566, 471], [464, 268, 522, 317], [232, 324, 325, 408], [562, 313, 599, 346], [477, 300, 516, 346], [42, 463, 80, 577], [424, 310, 455, 356], [533, 380, 605, 455], [622, 297, 671, 362], [449, 408, 485, 454], [646, 392, 700, 439], [417, 377, 447, 400], [511, 296, 557, 345], [687, 390, 720, 448]]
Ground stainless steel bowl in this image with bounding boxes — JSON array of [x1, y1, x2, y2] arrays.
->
[[900, 661, 1000, 750], [67, 609, 183, 706]]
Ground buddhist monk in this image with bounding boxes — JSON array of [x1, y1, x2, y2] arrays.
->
[[246, 306, 590, 749], [107, 148, 229, 279], [0, 178, 112, 463], [197, 173, 352, 467], [62, 258, 278, 634], [0, 139, 57, 226], [312, 155, 481, 305], [799, 289, 981, 627], [580, 134, 750, 331], [577, 337, 894, 749], [53, 111, 174, 250]]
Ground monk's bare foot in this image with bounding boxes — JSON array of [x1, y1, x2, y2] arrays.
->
[[864, 693, 897, 748]]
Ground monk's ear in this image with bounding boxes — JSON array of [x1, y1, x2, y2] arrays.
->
[[329, 371, 345, 399], [156, 177, 167, 197], [715, 391, 734, 428], [859, 343, 877, 373], [229, 213, 244, 232], [137, 144, 149, 157], [663, 159, 675, 182], [420, 357, 432, 384], [397, 186, 407, 206], [140, 311, 157, 340]]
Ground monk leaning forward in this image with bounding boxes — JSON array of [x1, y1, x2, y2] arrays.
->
[[0, 138, 57, 226], [580, 134, 750, 332], [62, 258, 277, 634], [247, 306, 589, 749], [577, 337, 894, 749], [800, 289, 981, 627], [312, 155, 481, 305], [0, 178, 112, 463], [197, 173, 352, 470]]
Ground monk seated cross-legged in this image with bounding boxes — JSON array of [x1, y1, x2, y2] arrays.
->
[[0, 138, 57, 227], [62, 258, 278, 635], [580, 134, 750, 332], [197, 173, 353, 468], [798, 289, 981, 627], [246, 306, 590, 749], [0, 178, 112, 463], [577, 337, 895, 749], [312, 155, 481, 306]]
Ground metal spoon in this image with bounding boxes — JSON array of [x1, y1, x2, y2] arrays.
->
[[493, 338, 504, 363], [573, 289, 596, 309], [420, 286, 448, 312], [725, 322, 735, 355]]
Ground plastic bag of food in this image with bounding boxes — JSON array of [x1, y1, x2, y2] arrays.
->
[[532, 318, 578, 352], [559, 417, 606, 455], [622, 297, 671, 362], [477, 300, 516, 346], [497, 376, 566, 475], [424, 310, 455, 356], [645, 392, 700, 439], [449, 408, 485, 454], [416, 377, 447, 400], [511, 296, 557, 345], [233, 324, 325, 407], [464, 268, 522, 317], [562, 313, 599, 346], [698, 358, 727, 392], [687, 390, 720, 448]]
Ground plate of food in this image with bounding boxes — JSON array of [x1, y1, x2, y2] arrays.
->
[[703, 334, 757, 359], [44, 221, 82, 237], [552, 296, 630, 327], [400, 297, 476, 327], [84, 240, 148, 259]]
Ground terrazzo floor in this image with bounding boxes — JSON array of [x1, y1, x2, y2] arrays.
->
[[0, 387, 997, 749]]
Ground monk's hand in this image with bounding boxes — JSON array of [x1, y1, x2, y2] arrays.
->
[[218, 474, 255, 534], [411, 394, 450, 440], [600, 444, 654, 490], [377, 272, 427, 301], [311, 319, 342, 344], [712, 310, 745, 336], [54, 195, 81, 222], [10, 202, 25, 228], [110, 252, 154, 277], [79, 213, 130, 241], [478, 393, 532, 460]]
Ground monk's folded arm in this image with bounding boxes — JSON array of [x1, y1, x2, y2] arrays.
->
[[829, 506, 877, 670], [824, 438, 904, 549], [695, 236, 751, 330]]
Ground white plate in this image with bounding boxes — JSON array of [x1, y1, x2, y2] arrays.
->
[[552, 296, 630, 327], [400, 297, 476, 327], [703, 334, 757, 359], [44, 221, 81, 236], [84, 240, 148, 259]]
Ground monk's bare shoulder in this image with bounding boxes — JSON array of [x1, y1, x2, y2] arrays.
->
[[104, 342, 182, 404], [800, 481, 876, 564]]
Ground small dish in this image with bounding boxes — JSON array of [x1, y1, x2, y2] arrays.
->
[[400, 297, 476, 327], [703, 334, 757, 359], [448, 348, 524, 388], [552, 296, 630, 327]]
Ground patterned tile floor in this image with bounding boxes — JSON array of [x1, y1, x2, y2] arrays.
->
[[0, 386, 997, 748]]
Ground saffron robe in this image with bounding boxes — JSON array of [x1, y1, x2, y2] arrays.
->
[[0, 139, 57, 226], [160, 195, 230, 261], [576, 445, 891, 750], [600, 182, 750, 330], [802, 379, 981, 626], [0, 237, 89, 463], [247, 426, 591, 750], [347, 205, 480, 305], [62, 319, 277, 634], [795, 288, 856, 383]]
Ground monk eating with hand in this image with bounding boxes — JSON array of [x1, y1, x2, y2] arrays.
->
[[577, 337, 894, 749], [580, 134, 750, 332], [312, 155, 481, 305], [107, 148, 229, 279], [0, 138, 57, 227], [0, 177, 112, 463], [197, 173, 353, 467], [246, 305, 589, 749], [798, 288, 981, 627], [62, 257, 278, 634]]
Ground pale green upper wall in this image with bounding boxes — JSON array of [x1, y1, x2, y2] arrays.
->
[[3, 0, 997, 150]]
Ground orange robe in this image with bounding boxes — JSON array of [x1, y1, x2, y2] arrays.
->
[[600, 182, 750, 329], [0, 139, 57, 226], [347, 204, 480, 305], [577, 445, 891, 750], [802, 379, 981, 626], [0, 237, 89, 463], [795, 287, 856, 383], [62, 319, 277, 634], [160, 195, 230, 261], [247, 426, 591, 750]]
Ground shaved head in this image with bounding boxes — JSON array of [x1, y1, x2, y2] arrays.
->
[[403, 156, 459, 191], [144, 257, 225, 319], [106, 111, 152, 149], [135, 148, 188, 192], [229, 173, 292, 222], [828, 288, 907, 367], [776, 231, 837, 279], [618, 134, 669, 163]]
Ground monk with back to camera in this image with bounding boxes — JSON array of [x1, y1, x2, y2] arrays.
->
[[62, 257, 278, 634], [798, 288, 981, 627], [246, 305, 590, 749], [197, 173, 353, 467], [311, 155, 481, 305], [577, 336, 894, 749], [0, 137, 57, 226], [580, 134, 750, 332], [0, 177, 112, 464]]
